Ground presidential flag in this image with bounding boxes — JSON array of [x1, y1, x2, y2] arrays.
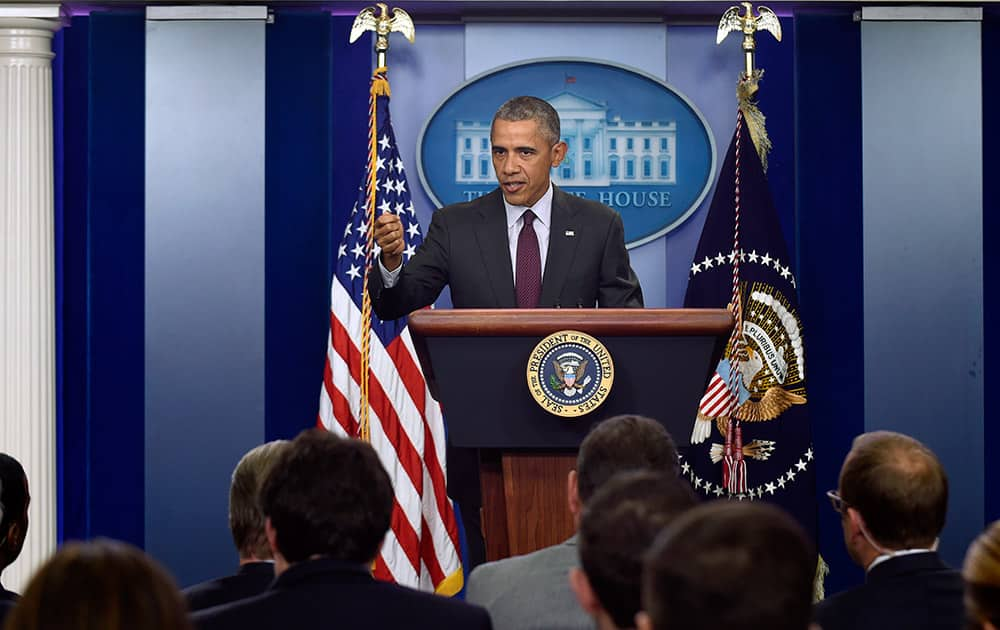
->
[[682, 98, 817, 540], [318, 69, 463, 594]]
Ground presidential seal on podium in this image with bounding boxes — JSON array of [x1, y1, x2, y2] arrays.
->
[[526, 330, 615, 418]]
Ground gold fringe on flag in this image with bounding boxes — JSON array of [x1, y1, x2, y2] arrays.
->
[[371, 67, 391, 97], [813, 554, 830, 602], [737, 69, 772, 173]]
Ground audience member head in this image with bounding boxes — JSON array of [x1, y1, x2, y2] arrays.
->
[[638, 501, 814, 630], [0, 453, 29, 577], [492, 95, 561, 145], [259, 429, 392, 572], [229, 440, 290, 562], [569, 415, 680, 521], [834, 431, 947, 568], [4, 538, 191, 630], [963, 520, 1000, 630], [570, 471, 697, 630]]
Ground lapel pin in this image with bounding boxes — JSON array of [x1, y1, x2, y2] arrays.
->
[[565, 230, 575, 237]]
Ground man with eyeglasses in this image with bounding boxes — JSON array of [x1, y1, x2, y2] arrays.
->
[[814, 431, 963, 630]]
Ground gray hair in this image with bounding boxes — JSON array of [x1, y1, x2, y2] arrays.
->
[[492, 96, 561, 145]]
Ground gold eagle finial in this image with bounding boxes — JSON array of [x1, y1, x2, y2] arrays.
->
[[350, 3, 415, 69], [717, 3, 781, 78]]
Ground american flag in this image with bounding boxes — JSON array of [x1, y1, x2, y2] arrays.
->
[[318, 71, 463, 594]]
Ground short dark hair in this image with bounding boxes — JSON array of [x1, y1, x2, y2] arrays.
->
[[576, 415, 679, 504], [963, 520, 1000, 628], [642, 502, 814, 630], [578, 471, 697, 628], [5, 538, 191, 630], [229, 440, 290, 559], [839, 430, 948, 549], [0, 453, 28, 569], [258, 429, 392, 564], [493, 95, 561, 145]]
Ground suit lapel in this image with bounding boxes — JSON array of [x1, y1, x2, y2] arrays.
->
[[540, 187, 581, 307], [473, 190, 517, 307]]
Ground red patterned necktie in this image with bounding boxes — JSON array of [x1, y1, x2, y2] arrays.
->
[[515, 209, 541, 308]]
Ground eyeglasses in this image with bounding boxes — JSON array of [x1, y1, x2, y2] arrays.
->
[[826, 490, 848, 514]]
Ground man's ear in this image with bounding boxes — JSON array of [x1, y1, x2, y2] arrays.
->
[[635, 611, 655, 630], [846, 507, 865, 540], [567, 470, 581, 517], [264, 517, 279, 556], [550, 141, 568, 167], [3, 520, 21, 549], [568, 567, 601, 616]]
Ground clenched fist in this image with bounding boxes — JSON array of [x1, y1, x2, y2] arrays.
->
[[373, 212, 405, 271]]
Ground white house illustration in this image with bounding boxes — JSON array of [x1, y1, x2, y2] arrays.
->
[[454, 91, 677, 186]]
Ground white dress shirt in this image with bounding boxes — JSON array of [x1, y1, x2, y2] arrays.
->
[[379, 184, 554, 289]]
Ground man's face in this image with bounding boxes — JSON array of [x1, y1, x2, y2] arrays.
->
[[491, 118, 566, 208], [1, 477, 29, 569]]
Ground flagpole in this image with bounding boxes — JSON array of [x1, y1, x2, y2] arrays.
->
[[715, 2, 783, 492], [715, 2, 828, 595], [349, 3, 415, 441]]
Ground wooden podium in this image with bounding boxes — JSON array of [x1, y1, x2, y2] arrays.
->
[[408, 308, 732, 561]]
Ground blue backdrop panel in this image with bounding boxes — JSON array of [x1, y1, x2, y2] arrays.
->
[[264, 11, 336, 442], [794, 10, 865, 595], [983, 11, 1000, 527], [663, 24, 744, 307], [862, 18, 984, 568], [57, 15, 89, 544], [330, 13, 375, 263], [57, 12, 147, 547], [755, 17, 796, 257], [145, 18, 267, 586]]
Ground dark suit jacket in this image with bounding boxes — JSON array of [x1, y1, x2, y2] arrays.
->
[[369, 186, 643, 320], [183, 561, 275, 612], [0, 586, 17, 628], [813, 552, 964, 630], [0, 599, 14, 628], [192, 558, 492, 630]]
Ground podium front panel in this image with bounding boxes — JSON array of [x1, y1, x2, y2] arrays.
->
[[427, 334, 719, 448]]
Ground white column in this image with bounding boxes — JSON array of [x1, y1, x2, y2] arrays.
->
[[0, 11, 60, 593]]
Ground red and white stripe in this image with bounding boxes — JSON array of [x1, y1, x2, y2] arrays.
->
[[318, 280, 462, 593], [698, 372, 738, 418]]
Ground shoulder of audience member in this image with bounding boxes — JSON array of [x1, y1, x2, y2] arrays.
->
[[376, 580, 494, 627], [812, 585, 867, 622], [190, 589, 273, 629], [468, 543, 568, 591]]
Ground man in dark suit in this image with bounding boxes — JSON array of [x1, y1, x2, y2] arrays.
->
[[183, 440, 289, 611], [371, 96, 643, 566], [370, 95, 642, 316], [192, 429, 491, 630], [814, 431, 963, 630], [0, 599, 14, 626], [0, 453, 29, 602]]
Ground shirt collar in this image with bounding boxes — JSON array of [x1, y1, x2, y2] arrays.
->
[[504, 183, 553, 230]]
